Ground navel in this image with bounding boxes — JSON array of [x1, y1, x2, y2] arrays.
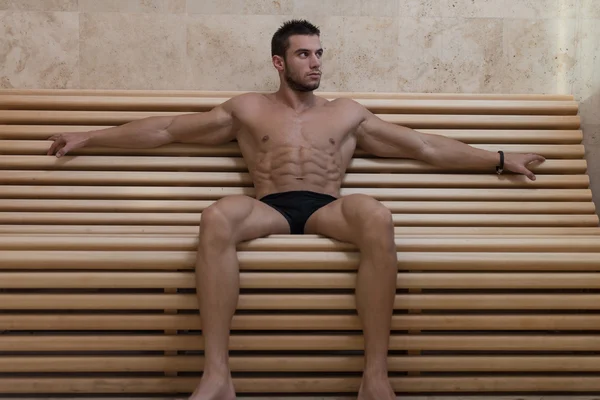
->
[[262, 135, 269, 142], [329, 138, 335, 144]]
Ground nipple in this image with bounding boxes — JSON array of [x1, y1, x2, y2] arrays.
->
[[262, 135, 269, 142], [329, 138, 335, 144]]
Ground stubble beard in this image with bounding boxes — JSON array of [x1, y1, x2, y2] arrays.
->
[[284, 64, 320, 92]]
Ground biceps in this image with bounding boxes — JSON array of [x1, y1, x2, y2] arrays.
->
[[358, 132, 411, 158], [357, 117, 426, 159], [168, 106, 237, 145]]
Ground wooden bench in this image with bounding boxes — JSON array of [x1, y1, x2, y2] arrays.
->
[[1, 89, 600, 397]]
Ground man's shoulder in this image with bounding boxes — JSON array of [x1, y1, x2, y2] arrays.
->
[[326, 97, 367, 115], [225, 92, 270, 111], [328, 96, 362, 108], [231, 92, 269, 104], [218, 92, 269, 116]]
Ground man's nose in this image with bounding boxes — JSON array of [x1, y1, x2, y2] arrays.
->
[[310, 54, 321, 68]]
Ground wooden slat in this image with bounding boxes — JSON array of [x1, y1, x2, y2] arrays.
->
[[0, 95, 579, 115], [1, 250, 600, 270], [1, 140, 587, 158], [0, 212, 596, 227], [3, 271, 600, 289], [0, 199, 594, 214], [2, 334, 599, 351], [0, 377, 599, 393], [2, 225, 598, 235], [0, 156, 587, 174], [0, 312, 600, 332], [3, 355, 600, 373], [0, 125, 583, 143], [3, 293, 600, 310], [0, 186, 592, 201], [2, 236, 600, 252], [2, 171, 587, 188], [0, 88, 576, 100], [0, 110, 582, 129], [0, 376, 599, 394], [2, 314, 599, 331]]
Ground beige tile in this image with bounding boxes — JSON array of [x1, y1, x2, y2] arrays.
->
[[583, 124, 600, 146], [242, 0, 294, 14], [581, 0, 600, 18], [320, 17, 399, 92], [397, 17, 443, 92], [582, 124, 600, 218], [502, 18, 578, 94], [186, 0, 236, 14], [186, 15, 289, 91], [574, 18, 600, 124], [399, 0, 444, 18], [0, 11, 79, 89], [361, 0, 399, 17], [79, 0, 163, 13], [187, 0, 293, 15], [79, 0, 185, 13], [399, 15, 508, 94], [431, 18, 504, 93], [443, 0, 508, 18], [0, 0, 78, 11], [292, 0, 361, 17], [166, 0, 186, 13], [80, 13, 187, 89], [506, 0, 581, 19]]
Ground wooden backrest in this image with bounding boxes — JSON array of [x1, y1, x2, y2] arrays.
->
[[1, 90, 600, 396], [0, 89, 598, 235]]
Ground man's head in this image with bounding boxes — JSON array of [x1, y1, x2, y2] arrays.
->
[[271, 19, 323, 92]]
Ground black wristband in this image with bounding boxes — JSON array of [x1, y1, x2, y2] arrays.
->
[[496, 150, 504, 175]]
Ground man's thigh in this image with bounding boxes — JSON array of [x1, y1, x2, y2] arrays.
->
[[303, 193, 386, 245], [203, 195, 291, 242]]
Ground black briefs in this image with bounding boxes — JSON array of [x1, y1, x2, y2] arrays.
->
[[259, 190, 338, 234]]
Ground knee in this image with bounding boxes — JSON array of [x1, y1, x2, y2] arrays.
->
[[199, 203, 234, 245], [362, 206, 394, 244], [344, 194, 394, 247]]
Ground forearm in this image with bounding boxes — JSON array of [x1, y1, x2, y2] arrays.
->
[[422, 134, 500, 170], [85, 116, 175, 148]]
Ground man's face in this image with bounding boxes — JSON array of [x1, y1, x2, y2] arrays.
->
[[282, 35, 323, 92]]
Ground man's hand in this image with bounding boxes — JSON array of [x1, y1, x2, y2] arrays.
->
[[503, 153, 546, 181], [47, 132, 91, 158]]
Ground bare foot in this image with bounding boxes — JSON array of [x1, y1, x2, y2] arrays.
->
[[357, 373, 395, 400], [187, 372, 236, 400]]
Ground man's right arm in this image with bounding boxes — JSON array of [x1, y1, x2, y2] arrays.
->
[[47, 98, 238, 157]]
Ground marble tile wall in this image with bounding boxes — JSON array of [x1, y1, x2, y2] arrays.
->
[[0, 0, 598, 217]]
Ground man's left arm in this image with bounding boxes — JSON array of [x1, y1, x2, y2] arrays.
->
[[354, 103, 546, 181]]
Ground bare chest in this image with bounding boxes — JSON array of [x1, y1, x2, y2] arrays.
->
[[238, 102, 358, 154]]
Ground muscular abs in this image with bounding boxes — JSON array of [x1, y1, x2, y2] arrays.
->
[[252, 143, 343, 198], [234, 95, 361, 200]]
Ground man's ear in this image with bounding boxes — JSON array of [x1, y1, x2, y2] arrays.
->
[[272, 55, 285, 72]]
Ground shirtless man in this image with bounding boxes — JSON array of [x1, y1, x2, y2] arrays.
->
[[48, 19, 545, 400]]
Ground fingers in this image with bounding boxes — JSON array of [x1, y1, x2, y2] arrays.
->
[[527, 153, 546, 164], [47, 136, 63, 156], [525, 169, 536, 181], [517, 165, 536, 181], [523, 154, 543, 180], [47, 134, 68, 157], [56, 146, 68, 158]]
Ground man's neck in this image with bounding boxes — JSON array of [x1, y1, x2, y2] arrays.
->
[[274, 85, 317, 113]]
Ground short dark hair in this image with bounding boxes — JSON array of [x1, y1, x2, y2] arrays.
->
[[271, 19, 320, 59]]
